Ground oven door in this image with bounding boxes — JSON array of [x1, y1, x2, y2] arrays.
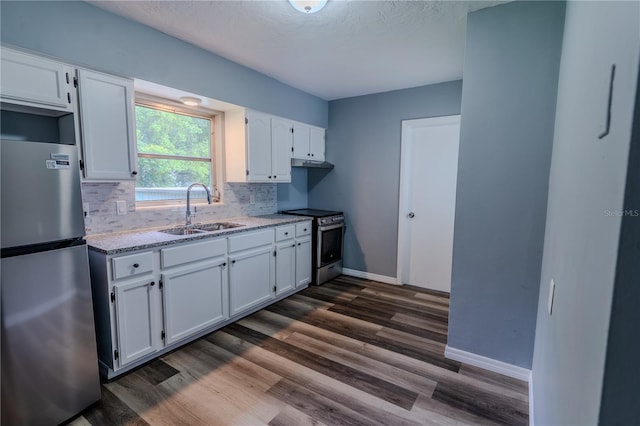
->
[[317, 223, 344, 267]]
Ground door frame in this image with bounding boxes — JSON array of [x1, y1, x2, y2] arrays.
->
[[397, 115, 461, 286]]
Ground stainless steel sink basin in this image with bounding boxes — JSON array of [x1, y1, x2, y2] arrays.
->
[[193, 222, 244, 232], [159, 226, 207, 236], [159, 222, 244, 235]]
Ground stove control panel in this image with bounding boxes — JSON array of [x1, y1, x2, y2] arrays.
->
[[318, 215, 345, 226]]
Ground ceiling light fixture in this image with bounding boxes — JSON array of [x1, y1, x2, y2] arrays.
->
[[179, 96, 201, 106], [289, 0, 327, 14]]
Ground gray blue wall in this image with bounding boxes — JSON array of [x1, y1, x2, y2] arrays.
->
[[531, 2, 640, 424], [448, 1, 565, 369], [277, 168, 308, 211], [0, 1, 327, 128], [308, 81, 463, 277], [599, 61, 640, 426]]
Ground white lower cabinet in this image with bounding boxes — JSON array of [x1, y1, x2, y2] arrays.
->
[[296, 236, 312, 287], [229, 245, 275, 317], [162, 257, 228, 345], [113, 277, 161, 367], [275, 241, 296, 296], [295, 221, 313, 287], [89, 221, 311, 379]]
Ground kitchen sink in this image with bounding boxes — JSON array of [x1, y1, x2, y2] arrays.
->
[[193, 222, 244, 232], [159, 222, 244, 236], [159, 226, 208, 236]]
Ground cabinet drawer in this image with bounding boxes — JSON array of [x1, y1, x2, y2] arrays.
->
[[275, 225, 295, 242], [228, 229, 273, 253], [112, 252, 153, 280], [161, 238, 226, 269], [296, 221, 312, 238]]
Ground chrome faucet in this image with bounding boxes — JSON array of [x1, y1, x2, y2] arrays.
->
[[186, 183, 212, 226]]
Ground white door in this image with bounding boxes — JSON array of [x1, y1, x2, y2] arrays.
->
[[397, 115, 460, 293]]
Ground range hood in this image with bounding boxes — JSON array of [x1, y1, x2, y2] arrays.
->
[[291, 158, 334, 169]]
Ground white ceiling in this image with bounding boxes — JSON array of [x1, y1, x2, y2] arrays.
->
[[89, 0, 507, 101]]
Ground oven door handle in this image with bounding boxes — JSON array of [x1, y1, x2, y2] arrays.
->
[[318, 223, 344, 232]]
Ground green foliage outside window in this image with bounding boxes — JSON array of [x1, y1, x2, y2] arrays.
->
[[135, 105, 213, 202]]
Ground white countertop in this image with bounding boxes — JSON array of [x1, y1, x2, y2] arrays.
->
[[86, 214, 311, 255]]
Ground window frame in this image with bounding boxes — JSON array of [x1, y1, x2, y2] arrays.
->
[[133, 94, 224, 208]]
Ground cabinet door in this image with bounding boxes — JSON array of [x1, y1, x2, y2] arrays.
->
[[296, 237, 312, 287], [77, 69, 137, 180], [246, 110, 272, 182], [292, 122, 311, 159], [275, 242, 296, 296], [162, 258, 228, 345], [309, 126, 326, 161], [229, 246, 275, 316], [114, 278, 160, 366], [0, 48, 72, 111], [271, 117, 293, 182]]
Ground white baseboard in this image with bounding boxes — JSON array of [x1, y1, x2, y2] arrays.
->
[[445, 345, 531, 382], [342, 268, 400, 285], [529, 370, 535, 425]]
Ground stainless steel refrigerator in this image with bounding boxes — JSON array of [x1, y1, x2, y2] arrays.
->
[[1, 116, 101, 425]]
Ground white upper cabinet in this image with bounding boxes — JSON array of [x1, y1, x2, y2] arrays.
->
[[292, 122, 311, 159], [76, 69, 137, 181], [271, 117, 293, 182], [293, 122, 325, 161], [0, 48, 74, 112], [245, 110, 272, 181], [225, 109, 292, 183], [309, 126, 326, 161]]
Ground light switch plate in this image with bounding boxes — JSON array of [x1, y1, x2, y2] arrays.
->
[[548, 279, 556, 315], [116, 200, 127, 216]]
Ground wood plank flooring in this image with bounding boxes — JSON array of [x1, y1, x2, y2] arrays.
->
[[72, 276, 529, 426]]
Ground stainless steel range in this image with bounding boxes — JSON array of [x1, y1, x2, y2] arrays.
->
[[282, 209, 344, 285]]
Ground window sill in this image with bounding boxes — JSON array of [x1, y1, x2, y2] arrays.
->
[[135, 200, 223, 211]]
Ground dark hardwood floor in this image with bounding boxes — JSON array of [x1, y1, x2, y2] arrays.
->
[[71, 276, 529, 426]]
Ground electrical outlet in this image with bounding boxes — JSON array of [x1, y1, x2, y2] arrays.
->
[[548, 279, 556, 315], [250, 194, 255, 205], [83, 203, 89, 218], [116, 200, 127, 216]]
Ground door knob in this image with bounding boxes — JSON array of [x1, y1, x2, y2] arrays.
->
[[408, 212, 415, 218]]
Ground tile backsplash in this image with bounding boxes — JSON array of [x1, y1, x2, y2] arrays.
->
[[81, 181, 277, 235]]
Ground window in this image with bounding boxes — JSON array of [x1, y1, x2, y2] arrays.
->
[[134, 102, 218, 205]]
